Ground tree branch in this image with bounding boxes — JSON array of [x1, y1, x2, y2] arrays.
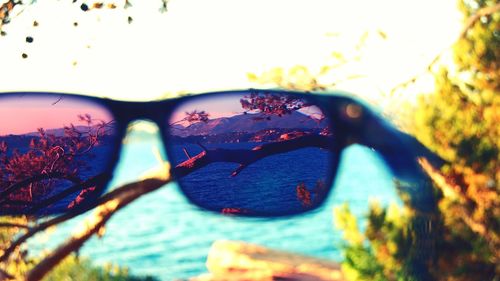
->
[[27, 173, 108, 214], [0, 172, 81, 202], [0, 175, 168, 263], [0, 222, 28, 229], [172, 135, 333, 178], [459, 2, 500, 39], [418, 158, 499, 258], [25, 177, 170, 281]]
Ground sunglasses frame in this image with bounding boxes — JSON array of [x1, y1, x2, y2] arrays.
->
[[0, 89, 439, 217]]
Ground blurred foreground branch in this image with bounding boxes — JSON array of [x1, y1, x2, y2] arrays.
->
[[418, 158, 499, 259], [0, 166, 171, 281], [25, 178, 170, 281], [1, 134, 335, 279]]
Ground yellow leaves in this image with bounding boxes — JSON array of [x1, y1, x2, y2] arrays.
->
[[246, 73, 258, 83], [377, 30, 388, 40], [413, 72, 499, 173], [340, 263, 362, 281], [333, 204, 364, 246], [319, 65, 331, 76], [462, 168, 498, 214], [334, 202, 411, 279], [331, 51, 345, 61], [420, 156, 500, 254], [473, 36, 487, 56], [386, 240, 398, 256], [385, 203, 405, 227], [357, 1, 500, 278], [247, 65, 326, 91], [288, 65, 320, 91], [247, 67, 284, 86], [0, 217, 31, 279]]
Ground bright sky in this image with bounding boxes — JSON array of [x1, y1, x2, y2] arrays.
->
[[0, 0, 462, 103]]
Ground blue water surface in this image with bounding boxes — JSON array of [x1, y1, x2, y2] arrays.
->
[[29, 130, 401, 280]]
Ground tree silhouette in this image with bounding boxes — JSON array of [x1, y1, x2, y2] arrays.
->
[[0, 114, 120, 280], [0, 116, 114, 215], [240, 92, 312, 117]]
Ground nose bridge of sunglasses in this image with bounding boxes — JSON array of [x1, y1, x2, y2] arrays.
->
[[112, 120, 171, 184]]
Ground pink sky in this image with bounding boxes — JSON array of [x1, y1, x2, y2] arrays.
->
[[0, 96, 113, 135], [169, 95, 244, 125]]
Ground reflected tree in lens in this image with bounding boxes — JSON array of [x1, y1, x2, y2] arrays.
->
[[169, 92, 334, 215], [0, 113, 114, 215], [296, 180, 328, 208]]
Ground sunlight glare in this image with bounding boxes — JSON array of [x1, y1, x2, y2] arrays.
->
[[0, 0, 462, 101]]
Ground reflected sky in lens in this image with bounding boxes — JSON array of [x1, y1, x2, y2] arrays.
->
[[170, 93, 324, 126], [167, 92, 333, 215], [0, 94, 117, 216], [0, 95, 113, 135]]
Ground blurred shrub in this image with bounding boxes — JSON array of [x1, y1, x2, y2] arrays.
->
[[0, 217, 157, 281], [42, 255, 158, 281], [335, 1, 499, 280]]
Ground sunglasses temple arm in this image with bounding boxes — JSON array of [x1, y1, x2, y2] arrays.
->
[[376, 127, 446, 177], [355, 115, 444, 213], [353, 113, 441, 281]]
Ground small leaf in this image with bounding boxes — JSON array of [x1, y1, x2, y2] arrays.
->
[[377, 29, 387, 39], [246, 72, 258, 82]]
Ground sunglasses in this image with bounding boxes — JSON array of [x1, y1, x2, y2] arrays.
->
[[0, 89, 440, 217]]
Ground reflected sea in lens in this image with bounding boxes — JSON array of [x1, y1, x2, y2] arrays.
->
[[174, 143, 332, 215], [29, 132, 401, 280]]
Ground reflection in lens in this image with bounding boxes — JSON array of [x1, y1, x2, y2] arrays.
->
[[0, 94, 117, 216], [167, 91, 335, 216]]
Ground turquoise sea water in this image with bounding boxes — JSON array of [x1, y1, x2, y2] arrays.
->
[[29, 131, 401, 280]]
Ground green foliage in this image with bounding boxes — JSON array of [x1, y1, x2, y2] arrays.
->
[[0, 218, 157, 280], [334, 204, 364, 246], [335, 1, 499, 280], [335, 203, 415, 281], [0, 217, 33, 278], [341, 245, 387, 281], [409, 1, 499, 279], [42, 255, 158, 281], [247, 66, 326, 91]]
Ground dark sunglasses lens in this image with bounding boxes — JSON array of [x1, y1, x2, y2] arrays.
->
[[167, 92, 336, 216], [0, 94, 118, 216]]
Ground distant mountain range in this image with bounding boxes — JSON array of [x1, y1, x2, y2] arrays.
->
[[1, 112, 325, 144], [17, 124, 115, 137], [171, 111, 326, 137]]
